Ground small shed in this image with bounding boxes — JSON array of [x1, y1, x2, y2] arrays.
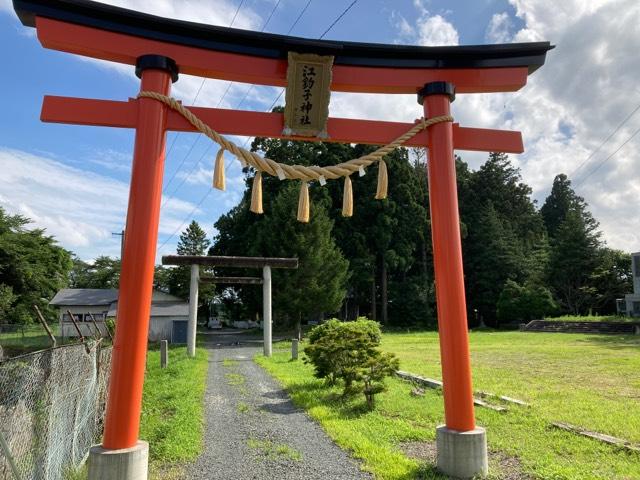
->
[[49, 289, 189, 343]]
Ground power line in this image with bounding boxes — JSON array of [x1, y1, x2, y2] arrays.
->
[[161, 0, 283, 209], [570, 101, 640, 179], [161, 0, 247, 193], [119, 0, 248, 234], [158, 0, 358, 250], [163, 0, 310, 226], [243, 0, 356, 146], [235, 0, 312, 111], [573, 124, 640, 188], [158, 190, 214, 251], [319, 0, 357, 39]]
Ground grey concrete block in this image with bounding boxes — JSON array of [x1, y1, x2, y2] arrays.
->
[[436, 425, 488, 479], [160, 340, 168, 368], [88, 440, 149, 480]]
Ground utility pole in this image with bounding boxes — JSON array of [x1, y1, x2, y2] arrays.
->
[[112, 230, 125, 259]]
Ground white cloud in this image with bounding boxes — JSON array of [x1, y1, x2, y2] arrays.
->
[[485, 12, 513, 43], [416, 15, 459, 46], [394, 1, 459, 46], [377, 0, 640, 253], [0, 148, 200, 260], [99, 0, 260, 31], [0, 0, 12, 14], [88, 148, 132, 173], [501, 0, 640, 251]]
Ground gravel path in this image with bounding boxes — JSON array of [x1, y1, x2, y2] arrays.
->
[[188, 333, 371, 480]]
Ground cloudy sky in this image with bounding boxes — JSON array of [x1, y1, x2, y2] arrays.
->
[[0, 0, 639, 261]]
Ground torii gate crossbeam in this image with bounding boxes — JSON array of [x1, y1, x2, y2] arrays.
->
[[12, 0, 552, 478]]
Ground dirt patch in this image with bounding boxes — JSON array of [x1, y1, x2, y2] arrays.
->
[[399, 441, 437, 463], [399, 441, 534, 479]]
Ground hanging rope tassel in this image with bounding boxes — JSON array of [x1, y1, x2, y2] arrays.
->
[[342, 175, 353, 217], [212, 148, 226, 190], [375, 160, 388, 200], [250, 171, 263, 214], [297, 181, 310, 223]]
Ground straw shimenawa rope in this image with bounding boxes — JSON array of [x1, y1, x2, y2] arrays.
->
[[138, 91, 453, 220]]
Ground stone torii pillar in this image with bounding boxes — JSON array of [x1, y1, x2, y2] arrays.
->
[[262, 266, 272, 357], [187, 264, 199, 357], [162, 255, 298, 357]]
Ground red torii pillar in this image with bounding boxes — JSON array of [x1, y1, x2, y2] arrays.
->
[[12, 1, 551, 478]]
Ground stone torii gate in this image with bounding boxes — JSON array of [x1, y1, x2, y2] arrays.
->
[[162, 255, 298, 358], [11, 0, 551, 478]]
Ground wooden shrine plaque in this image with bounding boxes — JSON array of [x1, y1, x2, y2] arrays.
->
[[283, 52, 333, 138]]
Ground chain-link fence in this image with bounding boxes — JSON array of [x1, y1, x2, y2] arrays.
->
[[0, 341, 112, 480]]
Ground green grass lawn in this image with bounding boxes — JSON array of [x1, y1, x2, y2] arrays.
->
[[140, 344, 209, 479], [0, 324, 63, 356], [257, 331, 640, 480]]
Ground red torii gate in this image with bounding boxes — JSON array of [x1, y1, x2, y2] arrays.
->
[[13, 0, 552, 478]]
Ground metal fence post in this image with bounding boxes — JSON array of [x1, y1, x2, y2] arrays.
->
[[0, 430, 22, 480]]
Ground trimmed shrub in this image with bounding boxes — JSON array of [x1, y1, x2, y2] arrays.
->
[[304, 318, 398, 409]]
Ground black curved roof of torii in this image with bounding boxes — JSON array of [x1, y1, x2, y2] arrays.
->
[[13, 0, 553, 73]]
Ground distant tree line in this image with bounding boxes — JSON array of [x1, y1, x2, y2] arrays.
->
[[0, 142, 632, 328], [208, 139, 633, 328]]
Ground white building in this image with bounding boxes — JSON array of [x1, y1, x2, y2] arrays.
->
[[49, 289, 189, 342], [617, 252, 640, 317]]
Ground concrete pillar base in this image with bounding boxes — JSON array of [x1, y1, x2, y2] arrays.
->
[[88, 441, 149, 480], [436, 425, 488, 479]]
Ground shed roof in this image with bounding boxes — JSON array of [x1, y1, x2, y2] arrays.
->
[[49, 288, 118, 306]]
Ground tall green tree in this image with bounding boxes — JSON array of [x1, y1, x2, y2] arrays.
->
[[464, 202, 524, 324], [224, 134, 433, 326], [460, 153, 547, 324], [547, 211, 600, 314], [540, 173, 599, 239], [176, 220, 210, 255], [69, 255, 121, 288], [0, 208, 72, 324], [253, 183, 349, 330], [168, 220, 213, 301], [589, 248, 633, 314], [541, 175, 602, 314]]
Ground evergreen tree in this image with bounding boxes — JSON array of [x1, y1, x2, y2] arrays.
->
[[176, 220, 210, 255], [168, 220, 214, 302], [541, 175, 602, 314], [460, 154, 546, 325], [244, 137, 432, 326], [548, 211, 600, 314], [253, 183, 349, 330], [540, 174, 599, 239], [464, 202, 523, 325], [589, 248, 633, 314]]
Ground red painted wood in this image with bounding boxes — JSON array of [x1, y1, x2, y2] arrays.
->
[[424, 93, 476, 432], [102, 69, 172, 450], [41, 96, 524, 153], [36, 17, 529, 94]]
